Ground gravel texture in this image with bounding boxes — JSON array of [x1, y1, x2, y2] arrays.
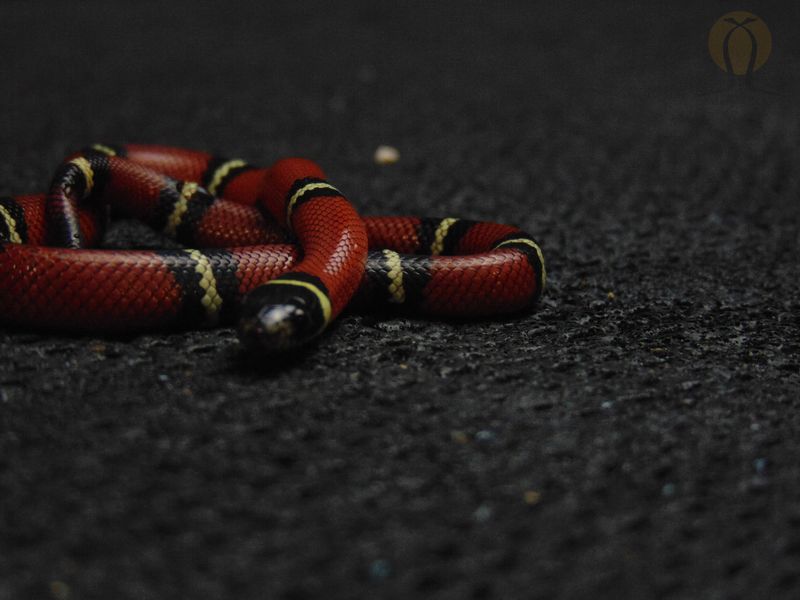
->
[[1, 1, 799, 598]]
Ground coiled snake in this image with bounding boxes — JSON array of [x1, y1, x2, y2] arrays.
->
[[0, 145, 546, 352]]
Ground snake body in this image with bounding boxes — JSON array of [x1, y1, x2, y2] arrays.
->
[[0, 145, 546, 351]]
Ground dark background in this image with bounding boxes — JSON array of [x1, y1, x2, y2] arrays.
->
[[1, 1, 799, 598]]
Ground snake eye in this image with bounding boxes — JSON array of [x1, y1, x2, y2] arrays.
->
[[237, 285, 318, 353]]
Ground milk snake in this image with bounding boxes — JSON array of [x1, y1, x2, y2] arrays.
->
[[0, 144, 546, 352]]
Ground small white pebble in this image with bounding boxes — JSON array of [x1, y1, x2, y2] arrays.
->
[[475, 430, 496, 443], [374, 145, 400, 165], [473, 504, 493, 522], [450, 430, 469, 444], [368, 559, 392, 580], [50, 581, 71, 600], [523, 490, 541, 505]]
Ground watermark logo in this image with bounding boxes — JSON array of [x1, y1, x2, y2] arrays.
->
[[708, 11, 771, 77]]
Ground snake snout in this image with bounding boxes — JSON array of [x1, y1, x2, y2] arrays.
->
[[237, 284, 320, 352]]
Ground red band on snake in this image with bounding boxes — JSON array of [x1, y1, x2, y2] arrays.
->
[[0, 144, 546, 352]]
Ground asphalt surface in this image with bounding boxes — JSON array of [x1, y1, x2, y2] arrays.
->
[[1, 1, 799, 598]]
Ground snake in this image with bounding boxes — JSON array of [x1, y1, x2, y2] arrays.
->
[[0, 144, 546, 352]]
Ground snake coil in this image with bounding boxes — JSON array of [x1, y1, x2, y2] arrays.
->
[[0, 145, 546, 353]]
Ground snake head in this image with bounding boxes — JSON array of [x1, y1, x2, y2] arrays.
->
[[237, 282, 326, 353]]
